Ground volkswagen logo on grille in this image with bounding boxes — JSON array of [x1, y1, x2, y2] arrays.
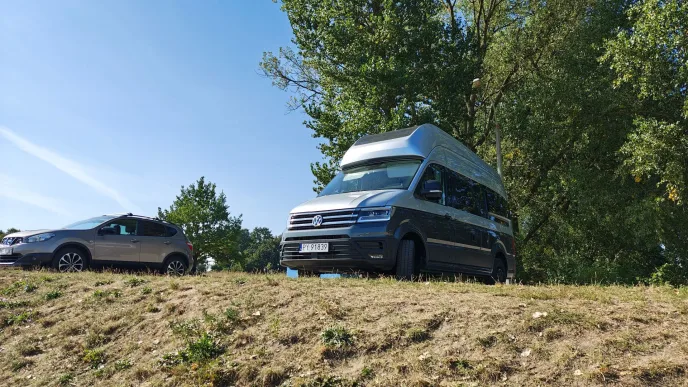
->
[[312, 215, 323, 227]]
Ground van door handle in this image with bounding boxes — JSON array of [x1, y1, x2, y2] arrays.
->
[[131, 239, 140, 243], [163, 241, 171, 245], [444, 213, 452, 219], [470, 230, 477, 242]]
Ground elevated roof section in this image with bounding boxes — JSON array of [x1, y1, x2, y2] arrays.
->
[[340, 124, 506, 198]]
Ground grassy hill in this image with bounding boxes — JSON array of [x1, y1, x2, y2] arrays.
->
[[1, 270, 688, 386]]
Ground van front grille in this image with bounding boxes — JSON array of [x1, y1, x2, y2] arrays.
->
[[288, 209, 358, 230], [281, 237, 361, 260]]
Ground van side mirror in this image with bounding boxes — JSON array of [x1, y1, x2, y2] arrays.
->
[[421, 180, 443, 200], [98, 227, 116, 236]]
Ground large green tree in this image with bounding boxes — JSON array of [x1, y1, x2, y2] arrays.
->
[[241, 227, 282, 272], [262, 0, 688, 284], [604, 0, 687, 204], [0, 228, 20, 240], [158, 177, 242, 270]]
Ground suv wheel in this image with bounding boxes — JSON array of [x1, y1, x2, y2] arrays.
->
[[164, 257, 187, 276], [53, 247, 88, 273], [395, 239, 415, 281]]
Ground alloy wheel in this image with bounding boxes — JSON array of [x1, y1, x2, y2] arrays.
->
[[58, 252, 84, 273], [166, 261, 185, 276]]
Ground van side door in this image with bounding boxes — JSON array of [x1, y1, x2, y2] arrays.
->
[[444, 169, 484, 268], [471, 184, 492, 270], [413, 163, 455, 264]]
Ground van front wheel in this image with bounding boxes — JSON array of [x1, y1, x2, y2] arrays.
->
[[395, 239, 415, 281]]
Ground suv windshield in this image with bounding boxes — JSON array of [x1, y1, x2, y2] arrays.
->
[[62, 215, 118, 230], [319, 160, 422, 196]]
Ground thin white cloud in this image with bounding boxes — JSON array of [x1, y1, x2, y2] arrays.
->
[[0, 126, 141, 213], [0, 174, 70, 216]]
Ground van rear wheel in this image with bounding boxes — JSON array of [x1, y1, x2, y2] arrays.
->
[[395, 239, 415, 281], [487, 257, 507, 284]]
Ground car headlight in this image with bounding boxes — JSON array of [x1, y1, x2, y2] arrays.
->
[[25, 233, 55, 243], [357, 207, 392, 223]]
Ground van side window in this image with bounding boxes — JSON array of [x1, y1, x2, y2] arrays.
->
[[472, 184, 487, 217], [486, 189, 508, 218], [415, 164, 444, 204], [446, 170, 477, 214]]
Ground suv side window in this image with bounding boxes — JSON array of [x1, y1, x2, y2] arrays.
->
[[166, 226, 178, 237], [415, 163, 444, 205], [102, 218, 138, 235], [139, 221, 167, 237]]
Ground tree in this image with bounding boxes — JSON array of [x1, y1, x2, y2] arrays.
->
[[242, 227, 282, 272], [0, 228, 20, 240], [262, 0, 688, 284], [603, 0, 688, 204], [229, 227, 282, 272], [158, 177, 242, 270]]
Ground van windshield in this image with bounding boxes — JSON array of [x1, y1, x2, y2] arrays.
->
[[319, 160, 422, 196]]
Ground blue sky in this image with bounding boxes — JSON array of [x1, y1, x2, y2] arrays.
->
[[0, 0, 323, 234]]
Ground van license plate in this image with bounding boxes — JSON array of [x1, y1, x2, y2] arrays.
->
[[300, 243, 329, 253]]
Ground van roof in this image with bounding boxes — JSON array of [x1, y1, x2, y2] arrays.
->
[[340, 124, 506, 198]]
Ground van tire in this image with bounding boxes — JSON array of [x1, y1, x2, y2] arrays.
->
[[395, 239, 415, 281], [488, 257, 507, 284]]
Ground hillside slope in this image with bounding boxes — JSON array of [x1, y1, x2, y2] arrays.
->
[[1, 270, 688, 386]]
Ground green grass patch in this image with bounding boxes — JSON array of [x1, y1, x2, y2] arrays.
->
[[45, 290, 62, 300], [125, 277, 146, 288], [321, 326, 354, 348], [83, 348, 106, 369]]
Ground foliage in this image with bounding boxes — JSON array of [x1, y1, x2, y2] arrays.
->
[[263, 0, 688, 284], [83, 348, 106, 369], [321, 326, 354, 348], [604, 0, 687, 204], [158, 177, 243, 268], [0, 228, 19, 240], [45, 290, 62, 301]]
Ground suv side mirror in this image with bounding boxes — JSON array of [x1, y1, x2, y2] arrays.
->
[[98, 227, 116, 236], [421, 180, 443, 201]]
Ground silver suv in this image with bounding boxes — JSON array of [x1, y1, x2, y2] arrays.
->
[[0, 214, 195, 275]]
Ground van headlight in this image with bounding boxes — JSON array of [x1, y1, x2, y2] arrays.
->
[[25, 233, 55, 243], [357, 207, 392, 223]]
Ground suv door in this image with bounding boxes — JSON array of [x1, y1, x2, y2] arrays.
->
[[138, 220, 176, 265], [94, 218, 141, 262]]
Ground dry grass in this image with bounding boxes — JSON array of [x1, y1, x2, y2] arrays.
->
[[1, 270, 688, 386]]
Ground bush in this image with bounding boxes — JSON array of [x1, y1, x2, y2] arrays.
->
[[114, 359, 132, 371], [321, 326, 354, 348], [649, 263, 688, 287], [125, 277, 147, 288], [83, 348, 106, 369], [45, 290, 62, 300]]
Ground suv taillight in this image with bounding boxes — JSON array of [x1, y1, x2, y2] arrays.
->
[[511, 238, 516, 257], [186, 241, 193, 253]]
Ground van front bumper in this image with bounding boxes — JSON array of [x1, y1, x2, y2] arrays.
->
[[279, 223, 399, 273]]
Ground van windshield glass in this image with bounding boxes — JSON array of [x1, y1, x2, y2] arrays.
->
[[319, 160, 422, 196]]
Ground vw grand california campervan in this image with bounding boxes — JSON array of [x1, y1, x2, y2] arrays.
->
[[280, 124, 515, 282]]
